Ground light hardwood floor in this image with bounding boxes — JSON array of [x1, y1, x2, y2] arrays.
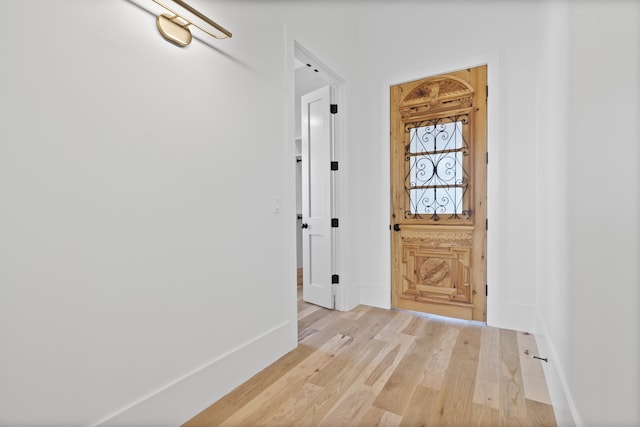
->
[[183, 289, 556, 426]]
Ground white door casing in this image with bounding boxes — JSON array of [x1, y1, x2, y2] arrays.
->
[[301, 85, 334, 309]]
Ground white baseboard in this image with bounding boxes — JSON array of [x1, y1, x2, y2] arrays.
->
[[534, 309, 581, 427], [91, 320, 295, 427]]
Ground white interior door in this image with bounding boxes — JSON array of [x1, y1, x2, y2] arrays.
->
[[301, 85, 334, 309]]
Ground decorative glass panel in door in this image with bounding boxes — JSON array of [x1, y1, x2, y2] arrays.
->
[[406, 116, 470, 220]]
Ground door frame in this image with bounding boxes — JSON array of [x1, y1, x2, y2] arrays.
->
[[293, 42, 348, 311], [382, 53, 501, 325]]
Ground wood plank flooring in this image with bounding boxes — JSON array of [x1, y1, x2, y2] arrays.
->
[[183, 289, 556, 427]]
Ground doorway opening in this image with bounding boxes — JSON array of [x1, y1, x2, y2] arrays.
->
[[294, 42, 344, 311]]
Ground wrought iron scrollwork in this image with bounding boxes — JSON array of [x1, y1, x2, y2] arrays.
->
[[404, 115, 471, 221]]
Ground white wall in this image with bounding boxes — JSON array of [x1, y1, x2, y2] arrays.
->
[[564, 1, 639, 425], [536, 1, 640, 426], [0, 1, 360, 425], [350, 1, 542, 330], [535, 1, 574, 424]]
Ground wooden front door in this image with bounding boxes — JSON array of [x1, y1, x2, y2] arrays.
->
[[390, 66, 487, 321]]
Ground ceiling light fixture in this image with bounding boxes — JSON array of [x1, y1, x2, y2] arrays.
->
[[152, 0, 232, 47]]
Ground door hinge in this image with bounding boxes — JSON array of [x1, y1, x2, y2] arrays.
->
[[486, 218, 488, 231], [332, 274, 340, 284], [331, 218, 339, 228], [330, 161, 339, 171], [330, 104, 338, 114], [486, 152, 489, 164], [486, 85, 488, 98], [486, 284, 488, 296]]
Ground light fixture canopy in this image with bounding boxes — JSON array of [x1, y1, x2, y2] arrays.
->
[[152, 0, 232, 47]]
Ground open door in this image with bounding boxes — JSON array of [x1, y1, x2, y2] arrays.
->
[[301, 85, 334, 309]]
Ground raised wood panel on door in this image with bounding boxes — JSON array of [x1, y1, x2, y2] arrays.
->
[[391, 66, 487, 321]]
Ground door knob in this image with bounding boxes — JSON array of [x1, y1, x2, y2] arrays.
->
[[393, 223, 401, 232], [301, 223, 309, 229]]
